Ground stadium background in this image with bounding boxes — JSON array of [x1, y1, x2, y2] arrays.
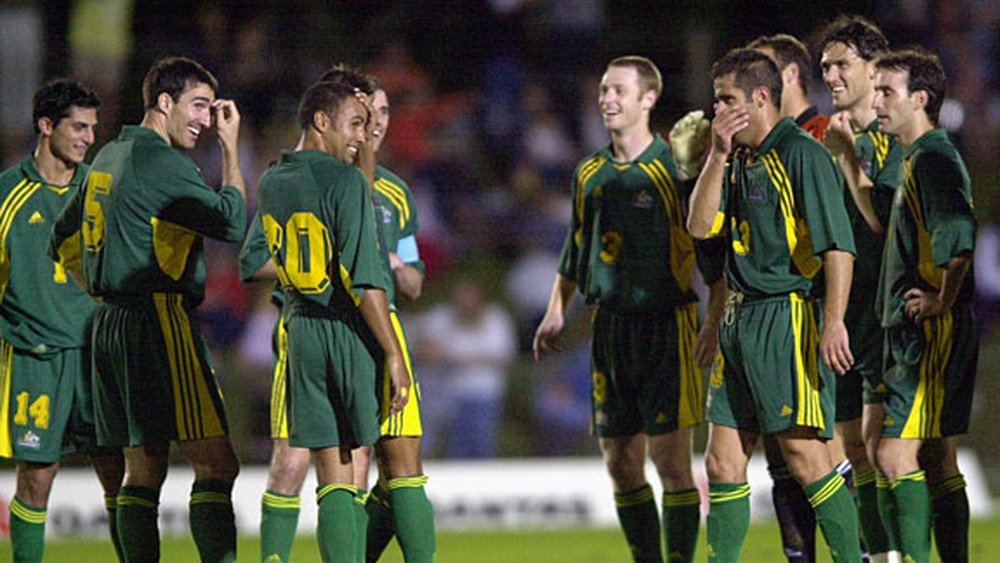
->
[[1, 0, 999, 544]]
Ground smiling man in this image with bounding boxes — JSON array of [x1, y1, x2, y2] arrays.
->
[[872, 48, 977, 563], [49, 56, 247, 562], [534, 56, 725, 563]]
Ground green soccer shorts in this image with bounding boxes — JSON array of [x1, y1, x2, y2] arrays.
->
[[881, 305, 977, 439], [91, 294, 229, 446], [708, 292, 835, 438], [590, 302, 704, 438]]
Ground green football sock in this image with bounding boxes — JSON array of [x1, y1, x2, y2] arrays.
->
[[365, 483, 396, 562], [804, 470, 861, 563], [854, 468, 890, 556], [615, 483, 663, 562], [117, 485, 161, 562], [190, 479, 236, 562], [261, 491, 301, 562], [882, 470, 930, 563], [388, 476, 436, 563], [662, 488, 700, 562], [10, 496, 46, 563], [317, 484, 358, 563], [707, 482, 750, 563], [355, 489, 369, 563], [104, 494, 124, 562], [931, 474, 968, 563]]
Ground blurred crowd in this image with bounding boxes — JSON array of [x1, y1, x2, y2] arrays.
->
[[1, 0, 998, 462]]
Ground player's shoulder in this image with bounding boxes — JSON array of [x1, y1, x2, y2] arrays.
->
[[375, 165, 410, 191], [573, 145, 612, 183], [0, 159, 28, 195], [776, 120, 831, 161]]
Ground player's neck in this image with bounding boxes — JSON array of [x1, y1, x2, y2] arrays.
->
[[897, 115, 934, 149], [609, 126, 654, 163], [140, 111, 171, 146], [33, 142, 75, 185], [747, 113, 782, 152], [783, 96, 810, 120], [846, 97, 877, 131]]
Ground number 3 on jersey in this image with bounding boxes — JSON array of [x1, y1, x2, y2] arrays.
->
[[262, 212, 333, 294]]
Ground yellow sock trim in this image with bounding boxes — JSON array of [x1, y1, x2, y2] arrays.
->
[[387, 475, 429, 491], [808, 473, 845, 508], [854, 468, 877, 488], [354, 490, 371, 506], [615, 484, 654, 508], [191, 491, 231, 506], [875, 472, 890, 490], [662, 488, 701, 507], [104, 495, 118, 510], [10, 497, 46, 524], [117, 493, 158, 510], [316, 483, 357, 503], [262, 491, 301, 510], [708, 484, 751, 505], [930, 474, 966, 500], [889, 470, 925, 490]]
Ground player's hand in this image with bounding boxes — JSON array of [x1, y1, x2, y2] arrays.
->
[[211, 99, 241, 150], [669, 109, 711, 181], [710, 105, 749, 156], [354, 89, 376, 140], [389, 251, 404, 271], [904, 288, 946, 322], [824, 111, 855, 158], [821, 319, 854, 375], [386, 353, 411, 415], [532, 313, 564, 361], [693, 321, 719, 368]]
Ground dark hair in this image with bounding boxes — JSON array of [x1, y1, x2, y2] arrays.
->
[[875, 48, 947, 124], [711, 48, 783, 109], [607, 55, 663, 98], [317, 63, 376, 96], [818, 15, 889, 62], [747, 33, 812, 95], [142, 56, 219, 109], [297, 81, 358, 131], [32, 79, 100, 134]]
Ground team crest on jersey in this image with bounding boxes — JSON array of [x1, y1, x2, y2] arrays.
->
[[747, 181, 768, 203], [860, 158, 873, 178], [381, 205, 393, 224], [632, 189, 654, 209], [17, 430, 41, 449]]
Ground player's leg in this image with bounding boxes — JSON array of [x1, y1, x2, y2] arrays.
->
[[314, 445, 359, 563], [600, 433, 663, 563], [777, 427, 861, 563], [374, 436, 434, 563], [648, 428, 699, 563], [118, 442, 170, 562], [10, 461, 59, 563], [839, 416, 888, 562], [704, 424, 757, 563], [763, 434, 816, 562], [352, 445, 373, 563], [262, 439, 311, 563], [921, 437, 967, 562], [90, 449, 125, 561], [860, 403, 893, 561], [177, 436, 240, 563], [875, 437, 927, 563]]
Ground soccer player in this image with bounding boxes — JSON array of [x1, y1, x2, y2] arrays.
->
[[818, 16, 900, 563], [687, 48, 860, 562], [748, 34, 830, 141], [872, 48, 977, 563], [255, 80, 410, 563], [534, 55, 724, 563], [49, 56, 247, 562], [0, 79, 125, 563]]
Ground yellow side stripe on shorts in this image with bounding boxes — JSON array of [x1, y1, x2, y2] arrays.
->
[[888, 470, 925, 490], [791, 294, 823, 430], [271, 315, 289, 440], [388, 475, 429, 491], [677, 303, 704, 428], [316, 483, 358, 503], [662, 489, 701, 507], [709, 484, 750, 504], [0, 340, 14, 457], [191, 491, 231, 505], [118, 494, 158, 509], [10, 497, 47, 524], [262, 492, 301, 510], [615, 485, 655, 507], [902, 313, 951, 438], [807, 474, 845, 508]]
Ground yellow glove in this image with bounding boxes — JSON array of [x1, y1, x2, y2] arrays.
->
[[669, 109, 710, 181]]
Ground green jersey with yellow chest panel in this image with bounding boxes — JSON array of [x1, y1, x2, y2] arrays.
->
[[0, 157, 95, 352], [49, 126, 246, 303], [373, 165, 423, 306], [708, 118, 856, 298], [877, 128, 975, 328], [257, 150, 389, 312], [558, 134, 698, 311]]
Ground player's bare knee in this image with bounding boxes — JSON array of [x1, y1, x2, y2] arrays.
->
[[16, 462, 59, 505]]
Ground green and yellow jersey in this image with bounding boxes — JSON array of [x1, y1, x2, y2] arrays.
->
[[705, 118, 856, 298], [49, 126, 246, 304], [877, 128, 976, 328], [0, 157, 95, 352], [558, 134, 699, 311], [373, 165, 423, 306], [256, 150, 389, 314]]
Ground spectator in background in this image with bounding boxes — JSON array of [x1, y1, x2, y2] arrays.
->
[[975, 223, 1000, 329], [417, 280, 516, 458]]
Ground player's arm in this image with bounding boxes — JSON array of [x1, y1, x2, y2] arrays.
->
[[356, 286, 410, 413], [904, 253, 972, 322], [688, 104, 747, 238], [212, 99, 246, 199], [238, 212, 278, 281], [389, 250, 423, 301], [825, 112, 883, 235], [532, 273, 577, 361], [694, 278, 727, 367], [821, 249, 855, 375]]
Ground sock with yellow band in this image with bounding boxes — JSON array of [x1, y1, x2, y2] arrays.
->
[[117, 485, 161, 562], [854, 468, 890, 556], [261, 490, 301, 562], [190, 479, 236, 562], [662, 488, 700, 562], [10, 496, 46, 563], [354, 489, 369, 563], [387, 475, 436, 563], [930, 474, 968, 562], [883, 470, 930, 563], [804, 470, 860, 563], [364, 482, 395, 562], [707, 482, 751, 563], [615, 483, 663, 562], [317, 483, 358, 563]]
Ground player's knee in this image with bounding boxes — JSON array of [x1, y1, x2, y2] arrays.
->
[[16, 462, 59, 505], [705, 450, 743, 483]]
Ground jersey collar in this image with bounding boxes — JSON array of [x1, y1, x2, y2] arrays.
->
[[755, 117, 795, 155], [905, 127, 948, 157], [598, 133, 667, 164], [19, 155, 87, 189]]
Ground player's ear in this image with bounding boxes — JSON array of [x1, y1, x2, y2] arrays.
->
[[156, 92, 173, 114], [312, 110, 329, 133], [911, 89, 929, 112], [641, 89, 657, 111], [37, 116, 54, 136], [753, 86, 769, 109], [783, 63, 799, 88]]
